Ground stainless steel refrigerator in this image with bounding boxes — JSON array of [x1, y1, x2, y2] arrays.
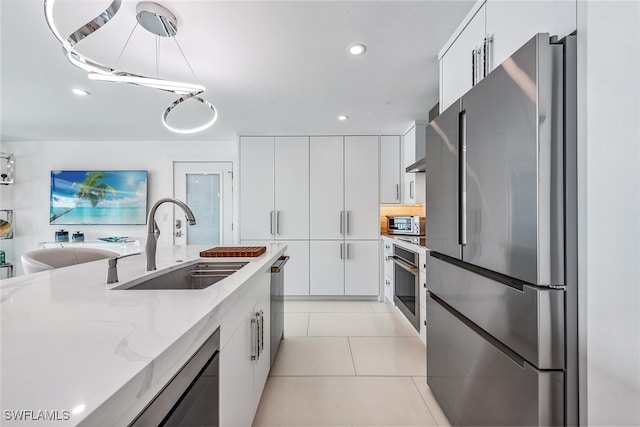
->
[[425, 33, 578, 426]]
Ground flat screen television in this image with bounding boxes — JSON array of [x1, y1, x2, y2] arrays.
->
[[50, 170, 148, 225]]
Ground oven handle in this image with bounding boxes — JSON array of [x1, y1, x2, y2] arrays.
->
[[389, 255, 418, 273]]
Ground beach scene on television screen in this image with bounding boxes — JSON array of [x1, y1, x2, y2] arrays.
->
[[50, 170, 147, 225]]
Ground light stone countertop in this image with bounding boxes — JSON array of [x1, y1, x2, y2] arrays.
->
[[0, 243, 287, 426]]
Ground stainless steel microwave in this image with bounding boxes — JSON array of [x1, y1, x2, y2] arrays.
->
[[387, 216, 425, 235]]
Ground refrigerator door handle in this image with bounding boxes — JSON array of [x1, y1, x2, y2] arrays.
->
[[458, 110, 467, 246], [471, 49, 476, 86]]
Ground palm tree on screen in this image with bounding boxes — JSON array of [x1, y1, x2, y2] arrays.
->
[[50, 171, 116, 222]]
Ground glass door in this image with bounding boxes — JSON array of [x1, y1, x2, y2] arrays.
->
[[174, 162, 233, 246]]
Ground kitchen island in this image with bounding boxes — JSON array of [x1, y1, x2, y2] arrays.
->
[[0, 243, 286, 426]]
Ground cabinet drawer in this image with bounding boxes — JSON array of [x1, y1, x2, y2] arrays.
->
[[427, 294, 564, 426], [427, 254, 564, 369]]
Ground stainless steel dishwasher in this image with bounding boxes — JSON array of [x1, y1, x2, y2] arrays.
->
[[130, 328, 220, 426], [270, 255, 289, 366]]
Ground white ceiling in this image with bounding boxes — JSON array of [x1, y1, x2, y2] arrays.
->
[[1, 0, 473, 142]]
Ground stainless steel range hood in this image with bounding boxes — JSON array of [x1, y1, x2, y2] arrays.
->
[[405, 104, 438, 173], [406, 158, 425, 173]]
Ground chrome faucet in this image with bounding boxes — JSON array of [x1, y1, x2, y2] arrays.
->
[[106, 252, 141, 284], [146, 198, 196, 271]]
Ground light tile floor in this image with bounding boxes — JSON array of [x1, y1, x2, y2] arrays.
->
[[253, 300, 451, 427]]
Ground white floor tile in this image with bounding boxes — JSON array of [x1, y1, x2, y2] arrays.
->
[[369, 300, 398, 313], [411, 377, 451, 427], [253, 376, 437, 427], [349, 337, 426, 376], [271, 337, 355, 376], [308, 312, 416, 337], [284, 312, 308, 337], [285, 300, 375, 313]]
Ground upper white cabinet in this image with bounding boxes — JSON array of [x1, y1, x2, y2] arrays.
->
[[310, 136, 379, 240], [274, 136, 309, 239], [439, 4, 487, 111], [402, 123, 426, 204], [380, 136, 401, 203], [240, 136, 309, 241], [439, 0, 577, 111], [309, 136, 344, 240], [240, 136, 275, 240], [345, 136, 380, 239], [485, 0, 576, 73]]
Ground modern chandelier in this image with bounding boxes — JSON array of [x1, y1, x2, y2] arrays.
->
[[44, 0, 218, 134]]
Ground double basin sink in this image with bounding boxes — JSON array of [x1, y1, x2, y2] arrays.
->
[[112, 261, 248, 290]]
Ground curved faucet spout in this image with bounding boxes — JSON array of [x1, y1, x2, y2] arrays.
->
[[145, 198, 197, 271]]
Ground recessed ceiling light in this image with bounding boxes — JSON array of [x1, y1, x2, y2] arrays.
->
[[348, 44, 366, 55], [71, 88, 90, 96], [338, 115, 349, 121]]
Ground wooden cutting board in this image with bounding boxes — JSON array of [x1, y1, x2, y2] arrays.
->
[[199, 246, 267, 257]]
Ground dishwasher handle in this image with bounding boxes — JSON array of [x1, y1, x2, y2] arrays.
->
[[271, 255, 290, 273]]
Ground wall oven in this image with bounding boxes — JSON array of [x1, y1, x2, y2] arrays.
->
[[391, 245, 420, 330], [130, 328, 220, 426]]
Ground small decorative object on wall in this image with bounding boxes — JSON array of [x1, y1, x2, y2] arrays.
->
[[0, 153, 15, 185], [50, 170, 148, 225], [0, 210, 14, 239]]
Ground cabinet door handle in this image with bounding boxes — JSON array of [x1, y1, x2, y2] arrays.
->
[[276, 211, 280, 235], [269, 211, 275, 236], [483, 34, 493, 76], [251, 316, 258, 360], [259, 310, 264, 355], [339, 211, 344, 235], [340, 243, 345, 260], [346, 211, 351, 235], [346, 243, 351, 260], [471, 49, 476, 86], [396, 184, 400, 201]]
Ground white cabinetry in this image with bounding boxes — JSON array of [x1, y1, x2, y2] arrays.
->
[[240, 136, 274, 240], [439, 0, 577, 112], [402, 127, 416, 204], [309, 136, 344, 240], [309, 241, 345, 296], [485, 1, 576, 74], [345, 136, 381, 239], [439, 4, 486, 111], [381, 238, 394, 303], [240, 136, 309, 241], [309, 136, 380, 296], [220, 270, 271, 427], [402, 123, 426, 204], [240, 136, 310, 295], [344, 240, 380, 296], [380, 136, 401, 203]]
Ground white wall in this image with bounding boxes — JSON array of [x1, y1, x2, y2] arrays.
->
[[577, 1, 640, 425], [0, 140, 238, 276]]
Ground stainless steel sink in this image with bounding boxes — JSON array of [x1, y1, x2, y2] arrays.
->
[[112, 261, 248, 290]]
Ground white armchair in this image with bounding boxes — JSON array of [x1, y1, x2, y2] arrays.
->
[[21, 248, 119, 275]]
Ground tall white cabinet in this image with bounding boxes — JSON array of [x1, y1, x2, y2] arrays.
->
[[380, 136, 402, 204], [240, 136, 310, 296], [240, 135, 380, 298], [309, 136, 380, 296]]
